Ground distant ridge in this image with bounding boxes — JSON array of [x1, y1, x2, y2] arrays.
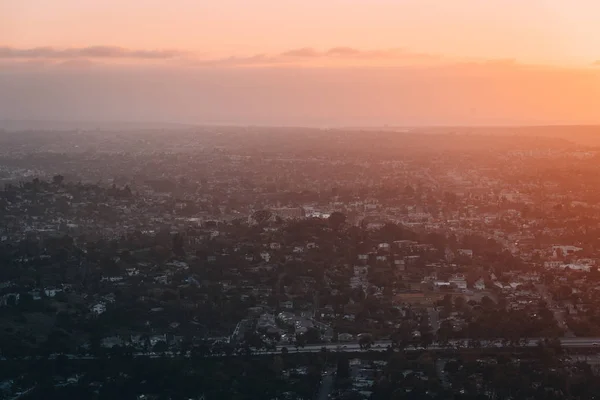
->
[[345, 125, 600, 147], [0, 120, 198, 131]]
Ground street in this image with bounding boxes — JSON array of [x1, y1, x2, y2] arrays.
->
[[427, 307, 440, 333], [316, 369, 335, 400]]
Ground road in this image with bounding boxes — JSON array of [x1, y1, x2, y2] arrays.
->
[[535, 283, 574, 337], [5, 337, 600, 362], [278, 337, 600, 354], [316, 369, 335, 400], [427, 307, 440, 333], [571, 354, 600, 365]]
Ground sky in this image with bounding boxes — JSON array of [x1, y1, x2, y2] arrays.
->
[[2, 0, 600, 126]]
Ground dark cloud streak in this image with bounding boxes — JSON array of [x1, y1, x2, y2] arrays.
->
[[0, 46, 185, 59]]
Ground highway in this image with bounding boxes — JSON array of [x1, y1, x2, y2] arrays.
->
[[4, 337, 600, 362], [275, 337, 600, 354]]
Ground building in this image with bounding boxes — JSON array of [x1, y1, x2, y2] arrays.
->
[[393, 292, 445, 307], [271, 207, 305, 219]]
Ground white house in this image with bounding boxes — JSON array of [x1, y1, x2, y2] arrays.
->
[[260, 252, 271, 262], [457, 249, 474, 258], [91, 303, 106, 315], [473, 278, 486, 291], [449, 274, 468, 290]]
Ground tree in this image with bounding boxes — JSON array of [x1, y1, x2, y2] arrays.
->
[[454, 296, 467, 310], [328, 211, 347, 230], [295, 333, 307, 349], [252, 209, 272, 225], [52, 175, 64, 185], [18, 292, 35, 312], [358, 334, 374, 350], [391, 325, 413, 350], [272, 355, 284, 376], [172, 233, 185, 257], [304, 327, 321, 344], [153, 340, 168, 354], [337, 355, 350, 379], [481, 295, 495, 310], [5, 294, 17, 307]]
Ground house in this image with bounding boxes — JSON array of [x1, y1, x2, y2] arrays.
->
[[350, 276, 368, 289], [270, 242, 281, 250], [150, 334, 167, 346], [393, 292, 445, 307], [449, 274, 467, 290], [280, 300, 294, 310], [405, 255, 421, 266], [29, 290, 42, 300], [457, 249, 474, 258], [257, 313, 278, 331], [544, 261, 563, 269], [394, 240, 418, 249], [338, 333, 354, 342], [260, 252, 271, 262], [354, 265, 369, 276], [91, 303, 106, 315], [44, 288, 62, 297], [166, 260, 189, 270], [552, 245, 583, 257], [562, 263, 591, 272], [473, 278, 486, 290], [364, 219, 385, 230], [271, 207, 305, 219], [101, 276, 123, 283], [0, 293, 19, 307], [101, 336, 125, 348], [316, 308, 335, 320], [394, 259, 406, 271]]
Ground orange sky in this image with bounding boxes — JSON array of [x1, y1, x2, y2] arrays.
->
[[2, 1, 600, 125], [3, 0, 600, 66]]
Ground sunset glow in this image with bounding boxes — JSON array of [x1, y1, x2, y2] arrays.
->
[[2, 0, 600, 125], [4, 0, 600, 66]]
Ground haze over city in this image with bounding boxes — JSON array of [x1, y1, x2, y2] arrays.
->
[[2, 0, 600, 126]]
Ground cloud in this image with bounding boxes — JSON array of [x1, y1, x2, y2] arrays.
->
[[326, 47, 363, 57], [183, 46, 444, 67], [1, 45, 519, 69], [278, 47, 441, 63], [186, 54, 282, 67], [0, 46, 185, 59], [281, 47, 321, 57], [593, 60, 600, 66]]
